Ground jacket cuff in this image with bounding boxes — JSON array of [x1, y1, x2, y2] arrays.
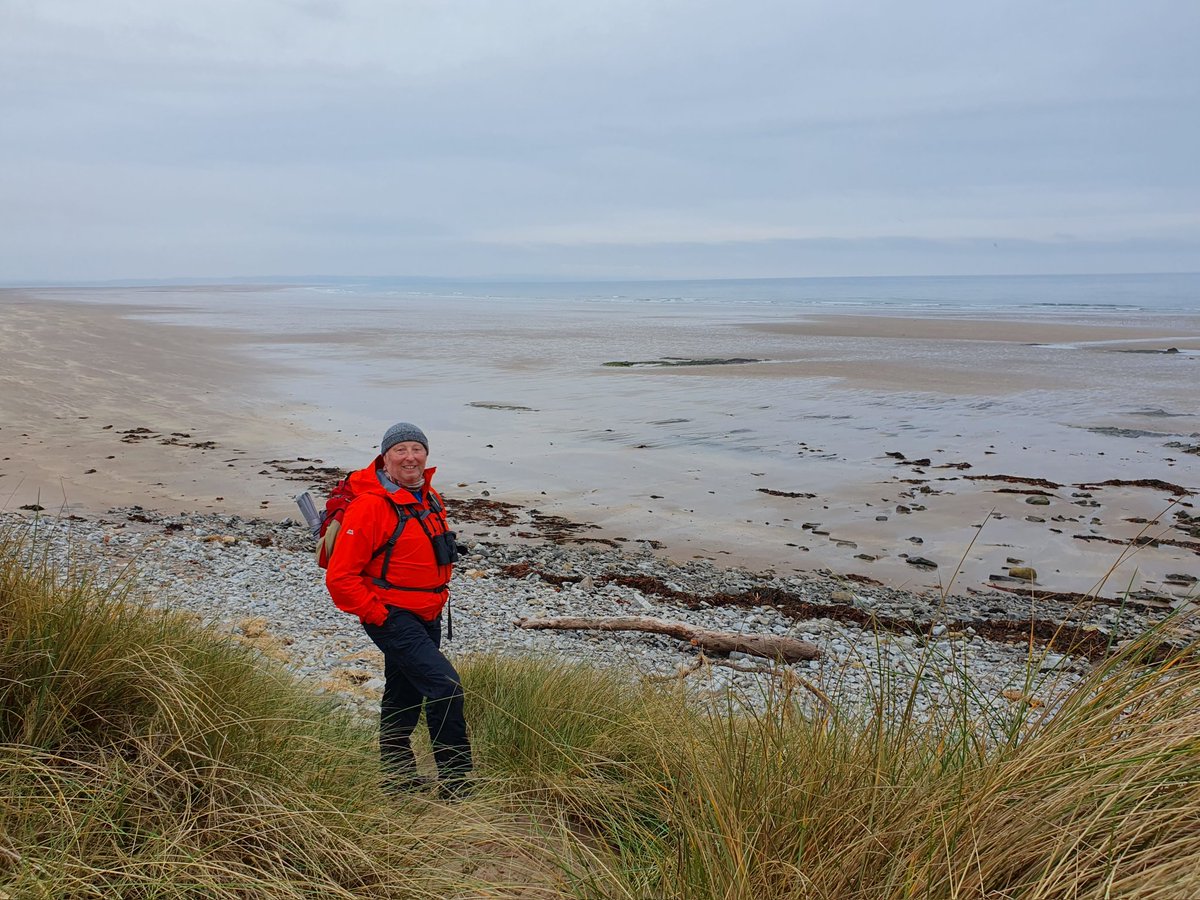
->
[[362, 604, 389, 627]]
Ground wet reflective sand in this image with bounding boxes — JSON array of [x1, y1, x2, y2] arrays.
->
[[3, 286, 1197, 600]]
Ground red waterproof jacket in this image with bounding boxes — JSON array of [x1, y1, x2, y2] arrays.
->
[[324, 458, 454, 626]]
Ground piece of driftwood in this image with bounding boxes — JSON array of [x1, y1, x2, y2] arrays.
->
[[515, 615, 821, 663]]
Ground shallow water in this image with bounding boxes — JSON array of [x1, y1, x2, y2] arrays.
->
[[29, 275, 1200, 597]]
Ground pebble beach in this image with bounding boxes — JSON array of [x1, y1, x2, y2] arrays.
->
[[5, 497, 1188, 725]]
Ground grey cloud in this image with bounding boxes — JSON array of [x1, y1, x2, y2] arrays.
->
[[2, 0, 1198, 280]]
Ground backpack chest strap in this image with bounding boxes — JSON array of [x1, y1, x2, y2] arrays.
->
[[372, 494, 448, 583]]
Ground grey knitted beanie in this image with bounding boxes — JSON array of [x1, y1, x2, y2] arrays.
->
[[381, 422, 429, 454]]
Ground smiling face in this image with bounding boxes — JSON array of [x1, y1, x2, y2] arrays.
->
[[382, 440, 428, 487]]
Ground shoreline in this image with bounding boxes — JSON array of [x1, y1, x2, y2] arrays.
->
[[8, 415, 1196, 605], [2, 287, 1198, 604]]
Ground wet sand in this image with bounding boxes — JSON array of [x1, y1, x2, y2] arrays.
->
[[2, 287, 1197, 603], [0, 291, 316, 515]]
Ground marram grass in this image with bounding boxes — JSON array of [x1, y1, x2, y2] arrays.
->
[[2, 519, 1199, 898], [0, 523, 578, 898]]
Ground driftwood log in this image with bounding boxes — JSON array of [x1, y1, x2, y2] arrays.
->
[[515, 615, 821, 663]]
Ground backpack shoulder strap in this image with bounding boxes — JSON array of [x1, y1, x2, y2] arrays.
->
[[372, 495, 421, 578]]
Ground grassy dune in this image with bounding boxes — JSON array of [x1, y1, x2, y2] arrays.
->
[[2, 523, 1199, 898]]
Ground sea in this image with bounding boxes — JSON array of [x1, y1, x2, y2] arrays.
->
[[74, 270, 1200, 315]]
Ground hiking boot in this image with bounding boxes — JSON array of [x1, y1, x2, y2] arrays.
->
[[437, 776, 475, 801]]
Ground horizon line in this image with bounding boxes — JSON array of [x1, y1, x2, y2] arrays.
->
[[4, 270, 1200, 289]]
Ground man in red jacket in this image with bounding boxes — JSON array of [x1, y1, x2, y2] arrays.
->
[[325, 422, 472, 797]]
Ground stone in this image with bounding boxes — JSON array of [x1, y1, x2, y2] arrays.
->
[[1008, 567, 1037, 581], [1040, 652, 1069, 672], [1025, 496, 1051, 506]]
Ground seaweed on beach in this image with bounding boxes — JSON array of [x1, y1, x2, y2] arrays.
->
[[457, 502, 617, 545], [1075, 478, 1194, 496], [467, 402, 537, 411], [964, 474, 1063, 489], [264, 459, 344, 489], [987, 582, 1176, 611], [1074, 533, 1200, 555], [527, 509, 619, 546], [757, 488, 817, 499], [965, 473, 1194, 498], [444, 497, 522, 528], [602, 357, 762, 368], [502, 566, 1149, 661]]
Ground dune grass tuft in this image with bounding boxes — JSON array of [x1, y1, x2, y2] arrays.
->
[[0, 522, 574, 898], [3, 518, 1199, 898]]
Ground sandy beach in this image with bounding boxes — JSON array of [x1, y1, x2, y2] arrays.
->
[[2, 285, 1197, 603], [0, 290, 306, 515]]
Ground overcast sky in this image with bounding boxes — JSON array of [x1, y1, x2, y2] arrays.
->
[[3, 0, 1198, 281]]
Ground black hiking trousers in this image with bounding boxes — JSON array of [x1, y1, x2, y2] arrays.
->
[[362, 607, 472, 785]]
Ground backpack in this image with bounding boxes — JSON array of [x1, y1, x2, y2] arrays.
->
[[315, 477, 356, 569]]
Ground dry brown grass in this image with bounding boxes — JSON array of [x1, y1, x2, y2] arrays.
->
[[3, 517, 1199, 898]]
